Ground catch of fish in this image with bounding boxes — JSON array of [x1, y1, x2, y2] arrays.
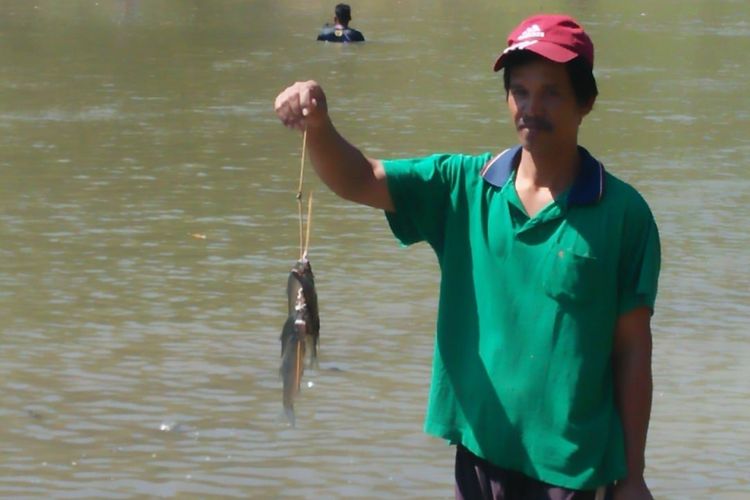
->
[[279, 129, 319, 427], [286, 255, 320, 365], [280, 253, 320, 426]]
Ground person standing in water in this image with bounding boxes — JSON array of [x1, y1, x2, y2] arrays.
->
[[317, 3, 365, 43], [281, 13, 659, 499]]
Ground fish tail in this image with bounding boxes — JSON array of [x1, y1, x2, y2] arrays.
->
[[280, 321, 306, 426], [282, 361, 296, 427], [280, 334, 300, 425], [283, 404, 296, 427]]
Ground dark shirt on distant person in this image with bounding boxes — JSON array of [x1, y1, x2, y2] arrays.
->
[[317, 24, 365, 42]]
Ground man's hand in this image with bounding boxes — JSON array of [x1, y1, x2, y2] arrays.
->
[[613, 476, 653, 500], [274, 80, 329, 131]]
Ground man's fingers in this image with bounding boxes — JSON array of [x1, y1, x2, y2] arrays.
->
[[288, 91, 303, 121], [274, 82, 323, 130], [300, 87, 318, 117], [302, 98, 318, 117]]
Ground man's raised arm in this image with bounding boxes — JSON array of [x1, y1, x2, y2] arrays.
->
[[274, 80, 394, 212]]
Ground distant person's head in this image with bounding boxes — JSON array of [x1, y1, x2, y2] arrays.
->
[[334, 3, 352, 27]]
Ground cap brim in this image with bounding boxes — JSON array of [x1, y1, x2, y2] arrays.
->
[[493, 40, 578, 71]]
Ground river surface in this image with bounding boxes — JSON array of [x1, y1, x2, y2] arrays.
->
[[1, 0, 749, 498]]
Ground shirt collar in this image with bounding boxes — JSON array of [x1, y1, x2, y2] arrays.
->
[[480, 145, 605, 206]]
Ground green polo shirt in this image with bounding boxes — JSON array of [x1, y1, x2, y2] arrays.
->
[[383, 146, 660, 489]]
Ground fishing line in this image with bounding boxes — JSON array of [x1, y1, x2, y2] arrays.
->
[[297, 128, 307, 199], [297, 198, 304, 260], [303, 192, 313, 259], [297, 129, 307, 259]]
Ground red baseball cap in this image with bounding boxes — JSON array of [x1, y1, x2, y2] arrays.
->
[[493, 14, 594, 71]]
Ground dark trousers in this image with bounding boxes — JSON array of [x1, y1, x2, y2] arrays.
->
[[454, 445, 613, 500]]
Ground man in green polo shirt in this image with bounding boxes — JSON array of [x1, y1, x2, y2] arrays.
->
[[274, 13, 660, 500]]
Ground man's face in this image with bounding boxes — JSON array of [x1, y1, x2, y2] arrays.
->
[[506, 58, 591, 154]]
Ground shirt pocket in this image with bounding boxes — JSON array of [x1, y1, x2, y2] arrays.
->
[[542, 247, 602, 303]]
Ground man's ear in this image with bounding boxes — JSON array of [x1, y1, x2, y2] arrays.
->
[[581, 96, 596, 117]]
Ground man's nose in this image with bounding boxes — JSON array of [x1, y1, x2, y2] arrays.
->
[[525, 93, 544, 116]]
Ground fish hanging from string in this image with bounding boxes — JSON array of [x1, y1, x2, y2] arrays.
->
[[279, 130, 320, 426], [286, 193, 320, 366]]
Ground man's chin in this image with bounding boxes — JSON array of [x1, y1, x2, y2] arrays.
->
[[517, 134, 555, 154], [518, 130, 541, 147]]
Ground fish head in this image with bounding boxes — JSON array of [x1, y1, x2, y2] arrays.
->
[[291, 256, 313, 278]]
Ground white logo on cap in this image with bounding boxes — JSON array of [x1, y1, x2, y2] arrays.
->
[[502, 40, 539, 54], [517, 24, 544, 41]]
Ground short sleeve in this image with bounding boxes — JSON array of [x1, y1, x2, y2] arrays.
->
[[617, 200, 661, 316], [382, 154, 458, 251]]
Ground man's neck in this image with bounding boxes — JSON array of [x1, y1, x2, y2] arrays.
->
[[516, 144, 580, 195]]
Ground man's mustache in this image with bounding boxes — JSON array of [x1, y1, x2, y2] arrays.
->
[[518, 117, 553, 131]]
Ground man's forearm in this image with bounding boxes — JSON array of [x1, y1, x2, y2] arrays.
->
[[613, 340, 653, 478], [306, 118, 390, 209]]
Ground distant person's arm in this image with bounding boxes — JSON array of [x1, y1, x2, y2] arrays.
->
[[274, 80, 393, 211]]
